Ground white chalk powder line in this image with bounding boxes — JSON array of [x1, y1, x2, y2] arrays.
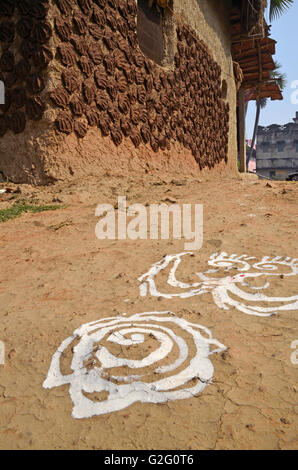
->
[[43, 311, 226, 419]]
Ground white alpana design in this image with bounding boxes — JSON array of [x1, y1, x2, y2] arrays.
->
[[43, 311, 226, 419], [139, 252, 298, 317]]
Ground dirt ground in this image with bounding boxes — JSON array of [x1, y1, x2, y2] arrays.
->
[[0, 171, 297, 450]]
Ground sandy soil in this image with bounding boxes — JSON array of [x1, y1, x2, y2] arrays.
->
[[0, 172, 297, 450]]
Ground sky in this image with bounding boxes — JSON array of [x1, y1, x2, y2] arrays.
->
[[245, 2, 298, 139]]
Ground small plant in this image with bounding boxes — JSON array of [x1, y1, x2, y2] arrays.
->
[[0, 202, 65, 223]]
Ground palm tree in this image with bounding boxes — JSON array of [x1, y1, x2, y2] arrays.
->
[[247, 62, 287, 165], [247, 98, 267, 166], [269, 0, 294, 21], [246, 0, 293, 167]]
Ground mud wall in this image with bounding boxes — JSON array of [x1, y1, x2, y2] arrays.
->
[[174, 0, 237, 175], [0, 0, 237, 184]]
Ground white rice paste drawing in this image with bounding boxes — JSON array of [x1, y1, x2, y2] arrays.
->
[[139, 252, 298, 317], [43, 311, 226, 419]]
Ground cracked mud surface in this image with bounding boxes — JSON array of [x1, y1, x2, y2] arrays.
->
[[0, 172, 297, 449]]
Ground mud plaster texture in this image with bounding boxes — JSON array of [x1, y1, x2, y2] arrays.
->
[[0, 173, 297, 449], [0, 0, 237, 184]]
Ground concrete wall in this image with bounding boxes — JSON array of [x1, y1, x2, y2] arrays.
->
[[256, 120, 298, 180], [0, 0, 238, 184]]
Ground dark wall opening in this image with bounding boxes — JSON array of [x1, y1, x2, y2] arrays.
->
[[221, 79, 228, 100], [137, 0, 174, 67], [137, 0, 165, 65]]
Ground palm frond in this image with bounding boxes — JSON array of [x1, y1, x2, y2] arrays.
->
[[270, 61, 287, 91], [272, 60, 282, 71], [269, 0, 294, 21], [259, 97, 268, 109]]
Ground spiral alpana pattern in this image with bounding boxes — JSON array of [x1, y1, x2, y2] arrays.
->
[[43, 311, 226, 419]]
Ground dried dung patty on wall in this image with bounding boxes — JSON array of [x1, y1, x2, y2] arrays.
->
[[27, 74, 46, 94], [71, 36, 88, 57], [94, 67, 108, 89], [55, 0, 73, 16], [85, 105, 100, 126], [79, 56, 95, 77], [62, 69, 80, 94], [130, 128, 141, 148], [55, 17, 72, 41], [111, 125, 123, 146], [26, 97, 46, 120], [33, 45, 53, 68], [50, 87, 70, 109], [55, 110, 73, 134], [98, 111, 110, 136], [120, 116, 131, 136], [9, 111, 26, 134], [74, 120, 88, 138], [70, 95, 85, 116], [83, 79, 96, 104]]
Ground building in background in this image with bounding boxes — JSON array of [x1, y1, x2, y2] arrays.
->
[[256, 112, 298, 180]]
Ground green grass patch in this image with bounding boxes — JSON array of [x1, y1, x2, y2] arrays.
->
[[0, 202, 65, 223]]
